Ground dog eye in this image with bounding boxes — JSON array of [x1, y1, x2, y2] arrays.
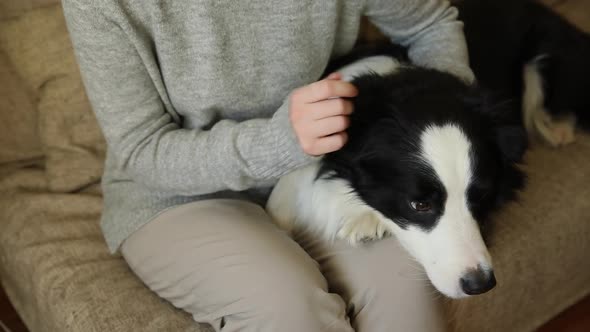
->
[[410, 201, 432, 212]]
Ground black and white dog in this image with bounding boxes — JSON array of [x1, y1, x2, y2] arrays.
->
[[267, 0, 589, 299], [458, 0, 590, 146], [267, 47, 527, 298]]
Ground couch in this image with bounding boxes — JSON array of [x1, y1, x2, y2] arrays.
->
[[1, 1, 589, 331]]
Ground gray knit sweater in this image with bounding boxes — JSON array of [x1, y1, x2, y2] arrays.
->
[[62, 0, 474, 253]]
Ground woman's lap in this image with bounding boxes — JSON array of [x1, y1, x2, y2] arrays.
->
[[121, 199, 446, 332]]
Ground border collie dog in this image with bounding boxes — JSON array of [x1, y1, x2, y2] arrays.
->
[[266, 45, 527, 299], [457, 0, 590, 146]]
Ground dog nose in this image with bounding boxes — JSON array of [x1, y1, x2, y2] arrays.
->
[[460, 267, 496, 295]]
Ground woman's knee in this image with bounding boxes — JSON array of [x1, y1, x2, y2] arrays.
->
[[347, 268, 447, 332], [307, 235, 449, 332], [234, 267, 352, 332]]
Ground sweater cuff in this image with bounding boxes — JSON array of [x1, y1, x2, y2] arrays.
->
[[239, 98, 318, 180]]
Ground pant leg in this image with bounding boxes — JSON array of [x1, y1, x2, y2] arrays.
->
[[121, 199, 354, 332], [297, 231, 449, 332]]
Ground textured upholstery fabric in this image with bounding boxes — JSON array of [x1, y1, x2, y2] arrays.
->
[[0, 172, 209, 332], [0, 5, 106, 193], [0, 1, 589, 332], [0, 0, 60, 19], [0, 49, 42, 166]]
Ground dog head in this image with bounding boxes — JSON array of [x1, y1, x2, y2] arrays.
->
[[324, 68, 527, 298]]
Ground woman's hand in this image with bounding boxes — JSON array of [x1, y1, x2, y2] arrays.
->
[[289, 73, 358, 156]]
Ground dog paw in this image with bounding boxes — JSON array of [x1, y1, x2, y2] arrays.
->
[[534, 111, 576, 147], [337, 211, 391, 246]]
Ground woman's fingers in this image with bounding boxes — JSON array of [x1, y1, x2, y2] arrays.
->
[[308, 98, 354, 120], [312, 132, 349, 155]]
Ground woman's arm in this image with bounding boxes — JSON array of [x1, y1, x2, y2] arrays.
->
[[62, 1, 319, 195], [365, 0, 475, 83]]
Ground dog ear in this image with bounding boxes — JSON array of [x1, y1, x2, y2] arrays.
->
[[492, 124, 528, 208], [467, 90, 528, 206], [494, 125, 528, 163], [469, 92, 529, 164]]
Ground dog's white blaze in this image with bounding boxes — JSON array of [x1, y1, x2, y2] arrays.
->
[[337, 55, 401, 82], [394, 124, 492, 298]]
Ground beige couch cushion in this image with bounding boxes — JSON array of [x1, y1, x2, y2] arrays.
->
[[0, 0, 60, 19], [551, 0, 590, 32], [0, 5, 106, 192], [0, 173, 209, 332], [0, 49, 43, 166]]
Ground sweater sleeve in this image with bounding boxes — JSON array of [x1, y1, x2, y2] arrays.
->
[[364, 0, 475, 83], [62, 1, 314, 195]]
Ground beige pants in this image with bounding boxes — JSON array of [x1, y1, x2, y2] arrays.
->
[[122, 199, 447, 332]]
